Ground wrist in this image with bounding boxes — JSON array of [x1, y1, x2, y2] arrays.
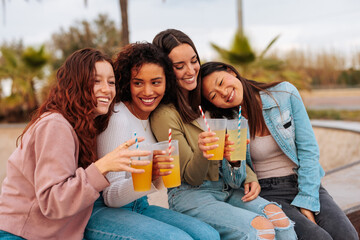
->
[[94, 160, 108, 175]]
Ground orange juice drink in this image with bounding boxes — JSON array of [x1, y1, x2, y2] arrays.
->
[[199, 118, 227, 161], [161, 155, 181, 188], [206, 129, 226, 160], [153, 140, 181, 188], [226, 118, 248, 161], [131, 161, 153, 191]]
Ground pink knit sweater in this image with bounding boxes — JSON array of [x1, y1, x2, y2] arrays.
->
[[0, 113, 109, 240]]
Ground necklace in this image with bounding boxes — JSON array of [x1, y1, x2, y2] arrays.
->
[[130, 103, 149, 132]]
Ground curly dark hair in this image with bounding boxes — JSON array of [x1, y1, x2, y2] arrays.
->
[[18, 48, 115, 168], [113, 42, 176, 104]]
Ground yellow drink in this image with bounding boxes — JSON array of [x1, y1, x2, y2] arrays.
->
[[131, 161, 153, 191], [161, 155, 181, 188], [228, 128, 247, 161], [206, 129, 226, 160]]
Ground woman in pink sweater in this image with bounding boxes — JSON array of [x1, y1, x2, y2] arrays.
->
[[0, 48, 151, 240]]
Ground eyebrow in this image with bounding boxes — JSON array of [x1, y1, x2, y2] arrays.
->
[[132, 77, 164, 81]]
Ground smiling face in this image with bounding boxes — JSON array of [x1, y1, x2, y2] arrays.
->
[[202, 70, 244, 109], [93, 61, 116, 118], [129, 63, 166, 119], [168, 43, 200, 94]]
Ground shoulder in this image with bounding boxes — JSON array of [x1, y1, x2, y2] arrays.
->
[[29, 112, 78, 145], [35, 112, 73, 131], [152, 103, 178, 118], [268, 81, 297, 92]]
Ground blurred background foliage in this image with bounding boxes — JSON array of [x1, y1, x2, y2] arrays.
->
[[1, 13, 360, 123]]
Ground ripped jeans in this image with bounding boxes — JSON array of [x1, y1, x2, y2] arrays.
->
[[168, 176, 297, 240], [259, 174, 358, 240]]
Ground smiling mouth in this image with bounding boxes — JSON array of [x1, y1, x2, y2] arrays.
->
[[140, 97, 157, 106], [97, 97, 110, 103], [227, 89, 234, 102], [182, 76, 195, 84]]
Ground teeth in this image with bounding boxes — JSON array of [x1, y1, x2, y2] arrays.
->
[[183, 77, 194, 82], [228, 90, 234, 102], [142, 98, 155, 103], [98, 97, 109, 103]]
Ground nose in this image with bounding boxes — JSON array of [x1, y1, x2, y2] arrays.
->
[[143, 83, 154, 95], [185, 64, 196, 75], [217, 87, 228, 98], [101, 82, 111, 93]]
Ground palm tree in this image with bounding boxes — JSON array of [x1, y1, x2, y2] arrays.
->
[[0, 44, 48, 122]]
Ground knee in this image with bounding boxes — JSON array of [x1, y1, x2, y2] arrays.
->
[[264, 204, 291, 228], [251, 216, 275, 240], [194, 224, 220, 240]]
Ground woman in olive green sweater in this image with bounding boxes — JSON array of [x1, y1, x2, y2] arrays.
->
[[151, 29, 296, 240]]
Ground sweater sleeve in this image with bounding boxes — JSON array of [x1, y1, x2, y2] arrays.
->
[[151, 105, 211, 186], [33, 117, 109, 220], [102, 171, 158, 208], [245, 164, 258, 184]]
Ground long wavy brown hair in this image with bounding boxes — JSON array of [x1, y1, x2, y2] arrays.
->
[[18, 48, 115, 168]]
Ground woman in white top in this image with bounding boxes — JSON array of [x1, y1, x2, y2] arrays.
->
[[85, 42, 220, 240]]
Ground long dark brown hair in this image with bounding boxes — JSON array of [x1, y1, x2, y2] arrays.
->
[[153, 29, 201, 123], [200, 62, 282, 138], [18, 48, 115, 168]]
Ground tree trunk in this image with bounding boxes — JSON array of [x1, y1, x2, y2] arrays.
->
[[237, 0, 243, 36], [120, 0, 129, 46]]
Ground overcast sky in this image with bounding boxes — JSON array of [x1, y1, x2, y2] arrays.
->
[[1, 0, 360, 60]]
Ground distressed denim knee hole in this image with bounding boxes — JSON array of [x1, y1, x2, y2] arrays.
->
[[251, 216, 275, 240], [264, 203, 291, 228]]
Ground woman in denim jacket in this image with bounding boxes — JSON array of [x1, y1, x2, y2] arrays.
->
[[200, 61, 358, 240]]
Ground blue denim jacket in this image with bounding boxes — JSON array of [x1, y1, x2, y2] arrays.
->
[[251, 81, 324, 212]]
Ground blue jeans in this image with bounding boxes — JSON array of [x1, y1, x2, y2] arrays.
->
[[168, 176, 297, 240], [85, 195, 219, 240], [259, 174, 359, 240], [0, 230, 25, 239]]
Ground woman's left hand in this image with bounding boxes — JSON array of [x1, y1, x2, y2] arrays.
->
[[300, 208, 316, 224], [242, 181, 261, 202], [152, 150, 174, 181]]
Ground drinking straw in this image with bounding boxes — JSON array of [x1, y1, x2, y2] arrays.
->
[[134, 131, 139, 149], [168, 128, 172, 156], [237, 106, 242, 144], [198, 105, 211, 132], [134, 131, 139, 160]]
